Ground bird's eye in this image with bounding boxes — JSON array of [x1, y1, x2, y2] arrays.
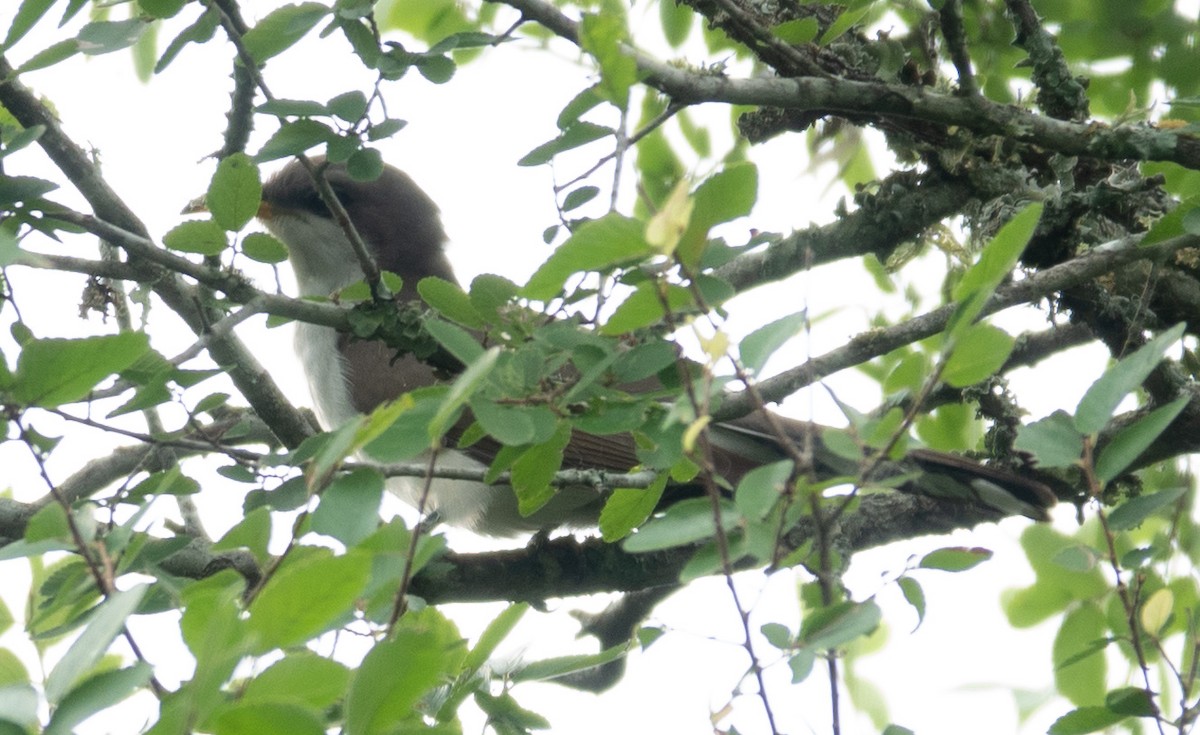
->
[[296, 189, 331, 217]]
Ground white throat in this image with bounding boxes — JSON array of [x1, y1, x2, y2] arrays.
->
[[264, 211, 366, 298]]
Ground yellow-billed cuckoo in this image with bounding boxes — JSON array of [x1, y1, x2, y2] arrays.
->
[[257, 157, 1057, 536]]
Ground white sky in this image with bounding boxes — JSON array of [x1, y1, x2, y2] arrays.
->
[[0, 2, 1146, 734]]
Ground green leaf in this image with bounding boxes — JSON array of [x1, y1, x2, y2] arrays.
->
[[45, 663, 153, 735], [345, 614, 465, 734], [0, 175, 58, 207], [678, 163, 757, 266], [366, 117, 406, 141], [77, 19, 146, 55], [1105, 686, 1157, 717], [660, 0, 694, 47], [579, 0, 636, 111], [44, 585, 148, 704], [241, 232, 289, 263], [622, 497, 740, 552], [1052, 545, 1100, 573], [946, 202, 1042, 340], [1004, 525, 1108, 628], [422, 317, 483, 366], [818, 0, 872, 45], [798, 599, 882, 650], [598, 473, 668, 541], [772, 17, 819, 44], [1053, 602, 1107, 706], [556, 85, 604, 129], [328, 90, 368, 122], [427, 346, 499, 442], [739, 311, 807, 376], [246, 551, 370, 652], [562, 185, 600, 211], [0, 598, 13, 638], [257, 98, 330, 118], [1014, 410, 1084, 468], [918, 546, 993, 572], [415, 53, 455, 83], [361, 389, 445, 462], [242, 2, 331, 63], [734, 460, 792, 521], [255, 119, 335, 162], [138, 0, 187, 19], [474, 691, 551, 731], [1107, 485, 1188, 531], [15, 38, 79, 73], [154, 5, 219, 73], [461, 603, 529, 675], [599, 281, 690, 335], [510, 422, 572, 516], [941, 323, 1014, 387], [213, 506, 272, 563], [207, 153, 262, 231], [242, 652, 350, 710], [523, 213, 652, 300], [0, 683, 39, 729], [213, 702, 325, 735], [1075, 323, 1185, 435], [12, 332, 150, 407], [1141, 195, 1200, 246], [511, 644, 628, 683], [469, 398, 535, 445], [418, 277, 484, 328], [311, 467, 383, 546], [163, 219, 228, 255], [0, 648, 28, 687], [897, 577, 926, 629], [468, 273, 519, 322], [4, 0, 58, 50], [518, 121, 612, 167], [1095, 396, 1188, 482], [347, 147, 383, 181]]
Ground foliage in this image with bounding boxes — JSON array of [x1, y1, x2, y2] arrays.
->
[[0, 0, 1199, 733]]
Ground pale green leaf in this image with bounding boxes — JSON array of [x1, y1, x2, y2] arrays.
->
[[599, 473, 668, 541], [45, 585, 148, 704], [427, 346, 499, 441], [523, 213, 652, 300], [13, 333, 150, 407], [1095, 396, 1188, 482], [1053, 602, 1107, 706], [1014, 411, 1083, 468], [163, 219, 227, 255], [246, 551, 370, 652], [1075, 323, 1185, 435], [311, 468, 383, 546], [207, 153, 262, 231], [941, 322, 1014, 387], [739, 311, 807, 376], [946, 203, 1042, 339], [918, 546, 992, 572], [798, 599, 882, 650], [622, 497, 739, 552], [241, 2, 330, 64], [1107, 485, 1188, 531]]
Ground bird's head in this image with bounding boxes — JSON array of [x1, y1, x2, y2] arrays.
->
[[258, 156, 453, 298]]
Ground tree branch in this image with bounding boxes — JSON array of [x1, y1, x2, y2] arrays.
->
[[717, 231, 1200, 419], [490, 0, 1200, 169]]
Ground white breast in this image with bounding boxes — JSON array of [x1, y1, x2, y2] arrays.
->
[[269, 211, 503, 532]]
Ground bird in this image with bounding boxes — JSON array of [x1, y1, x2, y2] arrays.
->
[[256, 156, 1058, 536]]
